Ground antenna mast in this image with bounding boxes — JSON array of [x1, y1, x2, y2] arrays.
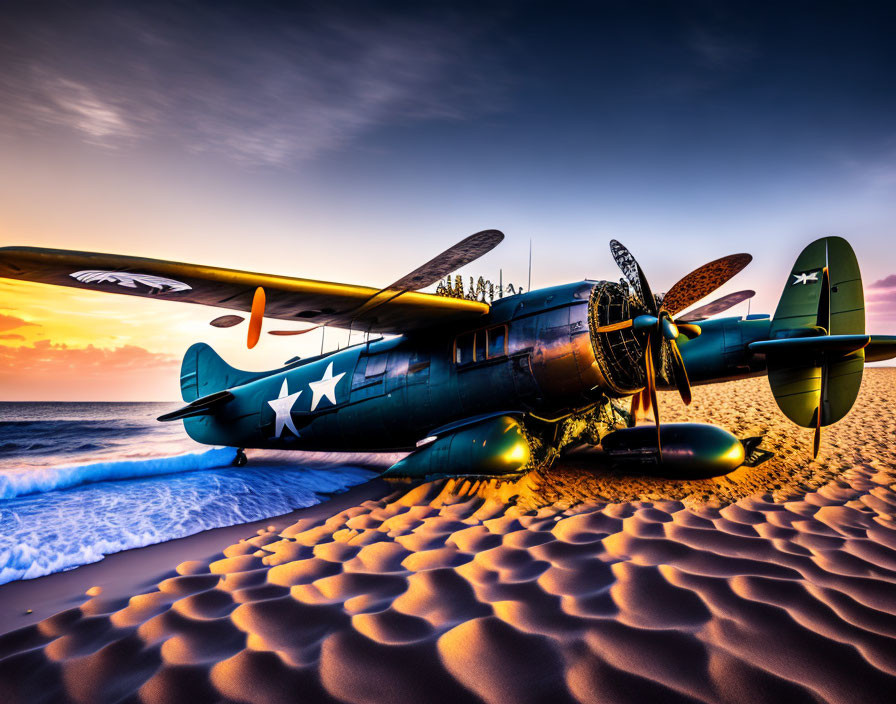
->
[[527, 239, 532, 292]]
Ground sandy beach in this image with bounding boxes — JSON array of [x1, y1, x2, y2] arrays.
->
[[1, 369, 895, 703]]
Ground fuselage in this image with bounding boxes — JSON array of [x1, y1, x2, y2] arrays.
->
[[183, 281, 775, 452]]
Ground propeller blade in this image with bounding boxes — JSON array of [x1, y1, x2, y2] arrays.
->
[[595, 319, 635, 333], [210, 315, 244, 328], [676, 322, 702, 339], [387, 229, 504, 291], [268, 327, 319, 336], [247, 286, 265, 349], [661, 253, 753, 316], [668, 339, 692, 405], [629, 390, 642, 426], [640, 387, 651, 417], [643, 330, 662, 460], [676, 290, 756, 322], [635, 263, 658, 315], [610, 240, 656, 311], [267, 230, 504, 337]]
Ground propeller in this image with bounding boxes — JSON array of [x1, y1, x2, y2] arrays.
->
[[247, 287, 265, 349], [267, 229, 504, 337], [676, 290, 756, 323], [597, 240, 752, 459]]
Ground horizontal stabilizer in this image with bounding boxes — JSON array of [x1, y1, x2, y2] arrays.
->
[[157, 390, 234, 422], [865, 335, 896, 363], [749, 334, 870, 357]]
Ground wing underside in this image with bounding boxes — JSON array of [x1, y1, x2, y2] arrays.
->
[[0, 246, 489, 334]]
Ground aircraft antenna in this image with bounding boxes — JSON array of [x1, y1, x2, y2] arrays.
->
[[527, 239, 532, 292], [499, 268, 503, 298], [320, 326, 326, 354]]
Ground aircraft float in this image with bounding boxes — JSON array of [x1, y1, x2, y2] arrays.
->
[[2, 233, 894, 478]]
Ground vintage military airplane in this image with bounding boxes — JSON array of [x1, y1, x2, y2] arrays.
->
[[2, 233, 894, 479]]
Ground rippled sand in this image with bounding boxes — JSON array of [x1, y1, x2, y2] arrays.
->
[[1, 370, 895, 703]]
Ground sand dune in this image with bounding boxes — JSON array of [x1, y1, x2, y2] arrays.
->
[[1, 370, 895, 703]]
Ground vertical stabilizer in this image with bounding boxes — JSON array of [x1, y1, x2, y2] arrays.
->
[[767, 237, 865, 433], [180, 342, 269, 401]]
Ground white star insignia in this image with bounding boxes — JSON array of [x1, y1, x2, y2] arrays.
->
[[308, 362, 346, 412], [792, 271, 819, 285], [268, 379, 301, 438]]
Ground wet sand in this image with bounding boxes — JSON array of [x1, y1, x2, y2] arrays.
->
[[1, 369, 895, 703]]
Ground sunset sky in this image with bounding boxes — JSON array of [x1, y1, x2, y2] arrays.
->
[[1, 0, 894, 400]]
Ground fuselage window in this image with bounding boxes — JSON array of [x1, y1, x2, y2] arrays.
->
[[455, 333, 474, 365], [474, 330, 486, 362], [487, 325, 506, 358], [455, 326, 508, 365]]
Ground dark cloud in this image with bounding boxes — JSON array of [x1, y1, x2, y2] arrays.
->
[[0, 1, 511, 164], [1, 0, 894, 175], [870, 274, 896, 289]]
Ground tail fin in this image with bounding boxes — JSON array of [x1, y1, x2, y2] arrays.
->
[[180, 342, 268, 401], [765, 237, 865, 431]]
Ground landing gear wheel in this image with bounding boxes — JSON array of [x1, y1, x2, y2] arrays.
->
[[234, 449, 248, 467]]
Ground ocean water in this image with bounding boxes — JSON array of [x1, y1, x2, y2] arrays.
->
[[0, 403, 379, 585]]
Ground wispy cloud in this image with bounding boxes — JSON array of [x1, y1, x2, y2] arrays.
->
[[0, 313, 37, 333], [42, 78, 135, 141], [0, 339, 178, 373], [687, 26, 757, 72], [867, 275, 896, 324], [0, 2, 509, 164], [0, 339, 180, 400]]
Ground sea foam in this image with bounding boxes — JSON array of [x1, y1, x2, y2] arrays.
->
[[0, 458, 376, 585], [0, 447, 237, 500]]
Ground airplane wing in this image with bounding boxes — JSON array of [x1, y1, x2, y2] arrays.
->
[[0, 246, 489, 334]]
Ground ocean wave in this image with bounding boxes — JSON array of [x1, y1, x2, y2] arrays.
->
[[0, 419, 164, 463], [0, 447, 238, 500], [0, 419, 152, 434], [0, 461, 376, 585]]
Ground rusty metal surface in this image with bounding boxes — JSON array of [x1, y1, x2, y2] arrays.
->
[[662, 253, 752, 316], [209, 314, 244, 328]]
